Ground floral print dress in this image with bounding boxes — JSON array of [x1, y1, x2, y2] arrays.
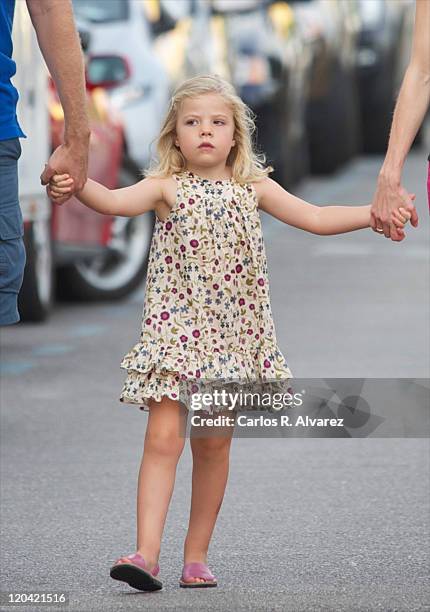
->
[[119, 169, 293, 413]]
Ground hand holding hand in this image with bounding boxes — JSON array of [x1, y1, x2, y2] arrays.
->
[[373, 194, 416, 239], [371, 174, 418, 241], [40, 136, 89, 205], [48, 173, 75, 202]]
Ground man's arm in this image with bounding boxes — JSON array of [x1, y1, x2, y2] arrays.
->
[[26, 0, 90, 197], [26, 0, 90, 143]]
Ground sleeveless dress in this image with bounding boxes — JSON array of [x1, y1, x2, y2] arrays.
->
[[119, 169, 293, 413]]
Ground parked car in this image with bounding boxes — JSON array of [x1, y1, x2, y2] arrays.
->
[[285, 0, 362, 174], [52, 75, 153, 305], [13, 1, 52, 321], [266, 0, 313, 184], [13, 10, 153, 321], [355, 0, 414, 153], [212, 0, 311, 186], [145, 0, 310, 187], [71, 0, 171, 174]]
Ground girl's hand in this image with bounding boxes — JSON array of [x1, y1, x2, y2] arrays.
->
[[48, 173, 74, 201], [391, 205, 413, 229], [392, 193, 415, 230]]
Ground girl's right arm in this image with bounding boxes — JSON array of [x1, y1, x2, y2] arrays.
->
[[49, 175, 163, 217]]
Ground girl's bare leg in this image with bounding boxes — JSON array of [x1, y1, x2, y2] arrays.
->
[[182, 410, 236, 583], [115, 396, 186, 572]]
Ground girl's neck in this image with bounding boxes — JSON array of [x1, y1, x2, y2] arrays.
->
[[185, 164, 232, 181]]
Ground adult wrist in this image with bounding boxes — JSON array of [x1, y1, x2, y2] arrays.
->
[[378, 165, 402, 187], [64, 128, 91, 146]]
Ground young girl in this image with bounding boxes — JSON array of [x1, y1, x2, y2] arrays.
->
[[48, 75, 413, 592]]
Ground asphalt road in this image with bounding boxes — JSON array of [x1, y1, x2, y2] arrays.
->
[[1, 149, 429, 612]]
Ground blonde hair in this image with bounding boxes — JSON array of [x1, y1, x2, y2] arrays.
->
[[143, 74, 273, 183]]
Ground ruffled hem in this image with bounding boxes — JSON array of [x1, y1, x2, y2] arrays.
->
[[121, 338, 292, 379], [119, 339, 293, 413], [119, 372, 184, 412]]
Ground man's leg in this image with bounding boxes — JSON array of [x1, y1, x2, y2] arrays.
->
[[0, 138, 26, 326]]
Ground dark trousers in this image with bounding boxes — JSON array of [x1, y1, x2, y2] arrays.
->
[[0, 137, 26, 325]]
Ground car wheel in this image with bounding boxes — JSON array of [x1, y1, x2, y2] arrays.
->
[[56, 166, 154, 301], [18, 217, 53, 322]]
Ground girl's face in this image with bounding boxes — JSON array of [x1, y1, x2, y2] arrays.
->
[[175, 93, 236, 171]]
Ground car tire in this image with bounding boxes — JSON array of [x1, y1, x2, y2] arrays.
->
[[56, 165, 153, 302], [18, 217, 54, 322]]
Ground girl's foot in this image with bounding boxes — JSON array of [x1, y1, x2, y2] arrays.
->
[[179, 562, 218, 588], [114, 552, 159, 573], [110, 552, 162, 591]]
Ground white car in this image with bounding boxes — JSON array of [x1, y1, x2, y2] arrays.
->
[[13, 0, 52, 320], [72, 0, 170, 171]]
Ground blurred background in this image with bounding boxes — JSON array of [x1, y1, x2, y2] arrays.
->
[[12, 0, 426, 322]]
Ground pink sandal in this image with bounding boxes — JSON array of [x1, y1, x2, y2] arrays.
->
[[110, 552, 162, 591], [179, 562, 218, 588]]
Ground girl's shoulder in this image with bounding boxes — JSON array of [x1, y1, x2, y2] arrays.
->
[[153, 172, 200, 222], [152, 175, 177, 223], [250, 177, 272, 209]]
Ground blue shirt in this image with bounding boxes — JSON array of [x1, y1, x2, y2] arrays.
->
[[0, 0, 26, 140]]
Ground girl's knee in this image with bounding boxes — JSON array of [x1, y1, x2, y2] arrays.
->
[[191, 436, 232, 460], [145, 429, 185, 458], [144, 396, 186, 457]]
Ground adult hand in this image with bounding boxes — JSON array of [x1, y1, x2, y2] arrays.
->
[[40, 136, 89, 205], [370, 172, 418, 242]]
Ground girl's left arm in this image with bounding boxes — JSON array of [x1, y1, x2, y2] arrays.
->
[[257, 178, 371, 235]]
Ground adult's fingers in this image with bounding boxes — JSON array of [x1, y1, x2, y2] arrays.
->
[[405, 201, 419, 227], [382, 219, 391, 238], [52, 193, 70, 205], [370, 209, 383, 233], [389, 225, 405, 241], [40, 163, 56, 186]]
